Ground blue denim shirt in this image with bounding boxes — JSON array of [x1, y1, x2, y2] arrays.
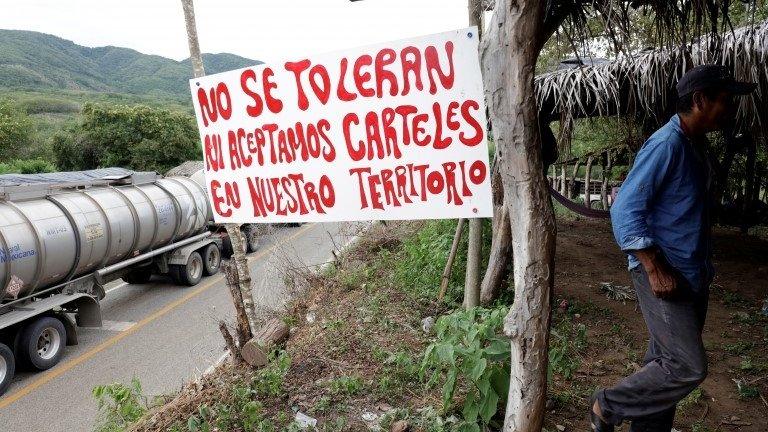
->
[[610, 115, 714, 293]]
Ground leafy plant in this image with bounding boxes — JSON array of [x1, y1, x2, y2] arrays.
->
[[329, 375, 364, 395], [723, 341, 755, 356], [252, 350, 291, 397], [92, 378, 149, 432], [679, 387, 703, 411], [421, 307, 511, 430], [548, 317, 587, 380]]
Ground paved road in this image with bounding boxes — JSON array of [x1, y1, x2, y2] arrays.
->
[[0, 222, 362, 432]]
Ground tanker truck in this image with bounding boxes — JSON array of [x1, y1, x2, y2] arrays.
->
[[0, 168, 227, 396]]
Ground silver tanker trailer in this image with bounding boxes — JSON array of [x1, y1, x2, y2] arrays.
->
[[0, 168, 226, 396]]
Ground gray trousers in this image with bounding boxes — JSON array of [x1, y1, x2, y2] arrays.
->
[[597, 266, 708, 428]]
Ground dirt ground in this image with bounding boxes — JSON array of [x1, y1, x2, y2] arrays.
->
[[550, 218, 768, 432]]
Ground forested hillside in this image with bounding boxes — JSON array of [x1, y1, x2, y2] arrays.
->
[[0, 29, 259, 97]]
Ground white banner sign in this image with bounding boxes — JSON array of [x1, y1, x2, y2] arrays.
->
[[190, 27, 492, 223]]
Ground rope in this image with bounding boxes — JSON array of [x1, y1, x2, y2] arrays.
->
[[548, 183, 612, 219]]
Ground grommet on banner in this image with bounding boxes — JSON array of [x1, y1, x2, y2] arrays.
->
[[467, 31, 473, 38], [196, 82, 200, 86]]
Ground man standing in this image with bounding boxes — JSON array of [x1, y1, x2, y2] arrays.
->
[[591, 65, 756, 431]]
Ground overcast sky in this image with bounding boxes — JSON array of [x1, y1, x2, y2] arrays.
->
[[0, 0, 471, 62]]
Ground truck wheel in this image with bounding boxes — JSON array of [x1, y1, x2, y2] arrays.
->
[[202, 244, 221, 276], [172, 251, 203, 286], [17, 316, 66, 371], [0, 342, 14, 396], [123, 270, 152, 284], [242, 225, 260, 253]]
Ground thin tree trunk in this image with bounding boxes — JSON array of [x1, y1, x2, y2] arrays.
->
[[464, 0, 484, 308], [464, 218, 483, 308], [482, 1, 555, 430], [439, 219, 466, 301], [744, 134, 756, 223], [752, 164, 762, 204], [601, 152, 611, 210], [560, 164, 567, 195], [568, 160, 581, 199], [583, 156, 594, 208], [479, 160, 513, 305], [480, 203, 512, 305], [180, 0, 258, 336]]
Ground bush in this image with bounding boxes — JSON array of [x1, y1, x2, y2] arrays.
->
[[0, 99, 34, 161], [81, 103, 201, 172], [52, 103, 202, 172], [395, 220, 468, 302], [0, 158, 56, 174]]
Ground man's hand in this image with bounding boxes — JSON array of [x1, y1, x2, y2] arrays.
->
[[634, 248, 678, 299]]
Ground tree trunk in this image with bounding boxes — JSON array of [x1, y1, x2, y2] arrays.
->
[[560, 164, 567, 195], [240, 318, 290, 367], [744, 134, 756, 228], [180, 0, 258, 336], [464, 218, 483, 308], [568, 160, 581, 199], [482, 1, 555, 430], [601, 152, 611, 210], [583, 156, 594, 208], [439, 219, 466, 301], [480, 203, 512, 305], [755, 164, 764, 204], [464, 0, 484, 309]]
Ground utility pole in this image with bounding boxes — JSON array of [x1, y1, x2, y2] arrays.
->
[[180, 0, 258, 338]]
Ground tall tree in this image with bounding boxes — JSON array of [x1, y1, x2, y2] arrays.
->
[[481, 2, 555, 430], [180, 0, 259, 336], [479, 1, 751, 430]]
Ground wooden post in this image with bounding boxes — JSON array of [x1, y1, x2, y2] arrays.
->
[[583, 155, 594, 208], [180, 0, 258, 336], [464, 0, 484, 309], [482, 1, 555, 430]]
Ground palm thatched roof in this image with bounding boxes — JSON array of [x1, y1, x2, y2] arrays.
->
[[535, 20, 768, 133]]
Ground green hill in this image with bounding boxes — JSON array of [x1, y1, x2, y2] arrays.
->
[[0, 29, 261, 98]]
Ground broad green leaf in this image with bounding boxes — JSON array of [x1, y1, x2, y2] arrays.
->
[[479, 388, 500, 423], [462, 390, 480, 422], [442, 369, 458, 410], [468, 357, 487, 381]]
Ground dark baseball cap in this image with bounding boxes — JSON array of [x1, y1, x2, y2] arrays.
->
[[676, 64, 756, 97]]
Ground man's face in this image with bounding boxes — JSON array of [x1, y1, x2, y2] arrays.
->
[[695, 90, 737, 131]]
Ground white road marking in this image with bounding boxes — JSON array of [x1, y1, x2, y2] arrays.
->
[[99, 320, 137, 332], [203, 350, 231, 376]]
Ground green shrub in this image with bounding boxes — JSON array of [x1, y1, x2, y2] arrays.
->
[[52, 103, 201, 172], [421, 307, 510, 430], [93, 378, 148, 432], [0, 158, 56, 174], [0, 99, 34, 161], [395, 220, 468, 302]]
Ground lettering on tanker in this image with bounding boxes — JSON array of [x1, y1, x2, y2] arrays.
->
[[0, 243, 36, 263]]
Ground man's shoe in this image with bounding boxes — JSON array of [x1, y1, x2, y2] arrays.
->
[[589, 391, 615, 432]]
